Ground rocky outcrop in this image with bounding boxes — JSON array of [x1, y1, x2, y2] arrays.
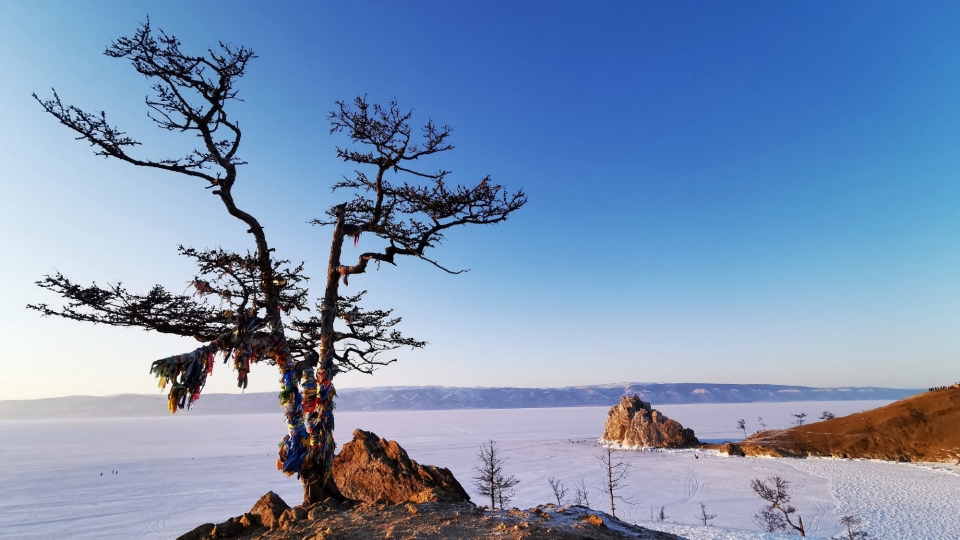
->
[[331, 429, 471, 504], [600, 395, 699, 448], [175, 492, 288, 539], [249, 491, 289, 528], [181, 500, 681, 540]]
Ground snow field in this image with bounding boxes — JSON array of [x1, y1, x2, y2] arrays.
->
[[0, 400, 956, 539]]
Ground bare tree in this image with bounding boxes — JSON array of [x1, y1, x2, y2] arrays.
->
[[754, 506, 787, 532], [658, 505, 668, 522], [792, 412, 808, 427], [473, 440, 520, 510], [548, 476, 568, 505], [757, 416, 767, 431], [30, 22, 524, 505], [597, 447, 632, 518], [737, 418, 747, 438], [498, 479, 518, 510], [697, 502, 717, 526], [835, 515, 870, 539], [300, 96, 524, 500], [820, 411, 836, 421], [573, 478, 591, 508], [750, 476, 806, 536]]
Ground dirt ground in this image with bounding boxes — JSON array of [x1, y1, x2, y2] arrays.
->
[[181, 500, 683, 540]]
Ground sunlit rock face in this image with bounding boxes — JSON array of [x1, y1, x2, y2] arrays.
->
[[600, 395, 699, 448], [332, 429, 471, 504]]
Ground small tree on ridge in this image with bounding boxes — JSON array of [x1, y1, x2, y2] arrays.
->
[[548, 476, 568, 505], [573, 478, 591, 508], [598, 447, 632, 518], [835, 515, 870, 539], [473, 440, 520, 510], [697, 502, 717, 526]]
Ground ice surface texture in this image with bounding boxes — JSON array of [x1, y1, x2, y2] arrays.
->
[[1, 400, 957, 539]]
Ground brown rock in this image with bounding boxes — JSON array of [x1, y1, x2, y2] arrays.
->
[[175, 523, 214, 540], [332, 429, 471, 504], [582, 514, 606, 527], [249, 491, 290, 528], [719, 442, 745, 457], [210, 517, 245, 537], [278, 506, 307, 529], [600, 395, 699, 448]]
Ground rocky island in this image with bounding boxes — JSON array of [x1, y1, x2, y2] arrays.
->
[[600, 395, 699, 448]]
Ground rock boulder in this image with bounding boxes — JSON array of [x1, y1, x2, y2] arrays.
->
[[600, 395, 699, 448], [249, 491, 289, 528], [719, 442, 746, 457], [332, 429, 471, 504]]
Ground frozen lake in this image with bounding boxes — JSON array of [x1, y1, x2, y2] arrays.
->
[[1, 400, 958, 539]]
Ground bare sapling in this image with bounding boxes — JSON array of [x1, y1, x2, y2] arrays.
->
[[755, 506, 786, 532], [757, 416, 767, 431], [751, 476, 806, 536], [697, 502, 717, 526], [737, 418, 747, 438], [658, 505, 668, 522], [473, 440, 520, 510], [793, 412, 808, 426], [573, 478, 591, 508], [597, 447, 632, 518], [835, 515, 870, 539], [548, 476, 567, 505]]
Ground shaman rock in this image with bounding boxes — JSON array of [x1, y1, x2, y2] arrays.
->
[[332, 429, 471, 504], [600, 395, 699, 448]]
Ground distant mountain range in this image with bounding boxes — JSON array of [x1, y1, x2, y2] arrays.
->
[[0, 383, 923, 420]]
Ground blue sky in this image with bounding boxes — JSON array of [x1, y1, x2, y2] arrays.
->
[[1, 1, 958, 399]]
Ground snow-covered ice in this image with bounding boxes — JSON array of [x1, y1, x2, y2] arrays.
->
[[1, 400, 957, 539]]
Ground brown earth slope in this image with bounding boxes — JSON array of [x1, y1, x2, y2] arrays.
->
[[736, 387, 960, 462]]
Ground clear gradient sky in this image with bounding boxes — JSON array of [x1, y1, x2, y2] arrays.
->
[[1, 1, 958, 400]]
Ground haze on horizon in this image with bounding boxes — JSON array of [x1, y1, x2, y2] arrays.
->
[[1, 1, 958, 400]]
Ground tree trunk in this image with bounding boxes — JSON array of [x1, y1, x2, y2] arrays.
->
[[302, 206, 346, 504], [607, 457, 616, 517]]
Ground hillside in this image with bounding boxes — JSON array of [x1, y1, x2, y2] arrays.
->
[[738, 386, 960, 462], [0, 383, 921, 420]]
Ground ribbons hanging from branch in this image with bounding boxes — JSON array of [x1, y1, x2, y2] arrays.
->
[[150, 317, 277, 412], [148, 319, 338, 482], [149, 345, 217, 413]]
